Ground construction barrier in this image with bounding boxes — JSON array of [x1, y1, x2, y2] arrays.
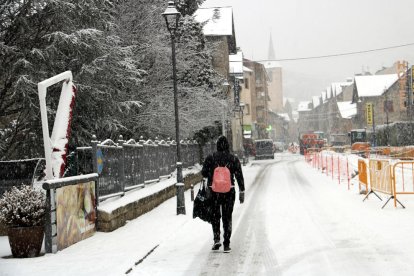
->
[[314, 151, 351, 188], [391, 161, 414, 208], [358, 159, 368, 194], [307, 149, 414, 208], [366, 159, 392, 203]]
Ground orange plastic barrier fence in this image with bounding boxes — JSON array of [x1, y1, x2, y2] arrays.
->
[[391, 162, 414, 208], [390, 147, 414, 159], [316, 151, 351, 188], [364, 159, 398, 208], [368, 159, 392, 195], [358, 159, 368, 194], [312, 152, 412, 208]]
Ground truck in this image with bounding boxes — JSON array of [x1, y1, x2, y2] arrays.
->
[[299, 131, 326, 155], [254, 139, 274, 160], [349, 129, 369, 152], [349, 129, 367, 144]]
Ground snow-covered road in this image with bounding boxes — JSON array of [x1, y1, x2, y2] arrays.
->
[[3, 152, 414, 275], [135, 153, 414, 275]]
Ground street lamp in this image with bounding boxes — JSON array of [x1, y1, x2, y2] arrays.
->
[[221, 80, 230, 137], [239, 102, 246, 164], [162, 1, 185, 215]]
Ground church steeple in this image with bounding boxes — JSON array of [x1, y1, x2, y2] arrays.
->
[[268, 33, 276, 60]]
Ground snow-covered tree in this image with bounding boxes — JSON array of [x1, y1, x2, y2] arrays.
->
[[176, 0, 205, 16], [1, 0, 226, 160], [116, 0, 226, 140], [0, 0, 145, 159]]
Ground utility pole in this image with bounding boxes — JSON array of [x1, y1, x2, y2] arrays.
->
[[372, 105, 376, 147], [384, 88, 390, 146]]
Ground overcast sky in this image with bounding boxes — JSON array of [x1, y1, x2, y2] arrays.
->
[[201, 0, 414, 105]]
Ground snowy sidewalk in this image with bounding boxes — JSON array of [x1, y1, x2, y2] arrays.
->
[[0, 161, 262, 276]]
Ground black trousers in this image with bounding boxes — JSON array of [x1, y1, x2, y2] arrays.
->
[[211, 189, 235, 247]]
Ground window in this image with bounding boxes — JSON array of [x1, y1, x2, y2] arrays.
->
[[384, 100, 394, 112], [244, 78, 249, 89], [245, 104, 250, 115]]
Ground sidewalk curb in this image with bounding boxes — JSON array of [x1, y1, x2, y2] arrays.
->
[[97, 172, 202, 232]]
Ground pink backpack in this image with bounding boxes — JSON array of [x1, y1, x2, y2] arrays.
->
[[212, 165, 231, 193]]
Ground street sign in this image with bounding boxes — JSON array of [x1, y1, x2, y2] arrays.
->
[[366, 103, 373, 126], [266, 125, 272, 131], [97, 149, 104, 174], [398, 61, 408, 109]]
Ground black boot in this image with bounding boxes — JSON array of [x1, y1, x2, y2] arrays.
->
[[211, 242, 221, 251]]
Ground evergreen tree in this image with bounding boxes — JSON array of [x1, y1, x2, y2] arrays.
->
[[0, 0, 145, 159], [176, 0, 205, 16], [116, 0, 225, 140], [0, 0, 225, 160]]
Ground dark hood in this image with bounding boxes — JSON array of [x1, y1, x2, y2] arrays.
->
[[216, 136, 229, 152]]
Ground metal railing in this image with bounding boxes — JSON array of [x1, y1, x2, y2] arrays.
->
[[0, 158, 45, 196], [1, 137, 216, 202], [88, 137, 203, 201]]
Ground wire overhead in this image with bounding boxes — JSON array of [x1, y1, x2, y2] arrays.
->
[[257, 42, 414, 62]]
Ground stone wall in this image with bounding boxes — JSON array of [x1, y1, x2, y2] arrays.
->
[[97, 172, 203, 232], [0, 173, 203, 236], [0, 223, 6, 236]]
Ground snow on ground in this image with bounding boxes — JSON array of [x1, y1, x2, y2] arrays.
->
[[2, 152, 414, 275], [0, 160, 261, 275]]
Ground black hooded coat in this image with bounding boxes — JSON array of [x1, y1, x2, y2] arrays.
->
[[201, 136, 245, 192], [201, 136, 245, 246]]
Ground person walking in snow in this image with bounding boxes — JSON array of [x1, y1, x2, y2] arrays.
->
[[201, 136, 245, 253]]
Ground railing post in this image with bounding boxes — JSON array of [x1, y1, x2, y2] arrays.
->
[[119, 136, 125, 195], [118, 135, 124, 145], [44, 189, 53, 253], [155, 137, 161, 180], [91, 135, 99, 205], [139, 136, 146, 186]]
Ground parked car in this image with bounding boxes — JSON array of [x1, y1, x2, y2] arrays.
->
[[254, 139, 274, 160], [273, 141, 285, 153]]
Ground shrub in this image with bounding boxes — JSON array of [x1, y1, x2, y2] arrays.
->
[[0, 185, 46, 227]]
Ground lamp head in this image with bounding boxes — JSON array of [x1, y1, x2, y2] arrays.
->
[[239, 102, 245, 110], [162, 1, 181, 34]]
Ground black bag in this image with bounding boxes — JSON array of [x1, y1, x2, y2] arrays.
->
[[193, 180, 212, 223]]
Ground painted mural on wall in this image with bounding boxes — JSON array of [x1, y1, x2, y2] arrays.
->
[[56, 181, 96, 250]]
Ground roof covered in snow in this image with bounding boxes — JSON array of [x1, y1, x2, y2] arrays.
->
[[193, 7, 234, 36], [321, 91, 327, 103], [298, 101, 311, 112], [283, 97, 295, 107], [312, 96, 321, 108], [355, 74, 398, 97], [278, 113, 290, 122], [331, 81, 353, 97], [229, 51, 243, 76], [337, 101, 357, 119], [326, 86, 333, 99], [292, 110, 299, 122], [259, 60, 282, 69]]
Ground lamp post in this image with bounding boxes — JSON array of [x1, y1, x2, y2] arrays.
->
[[221, 80, 230, 137], [162, 1, 185, 215], [239, 102, 246, 165]]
